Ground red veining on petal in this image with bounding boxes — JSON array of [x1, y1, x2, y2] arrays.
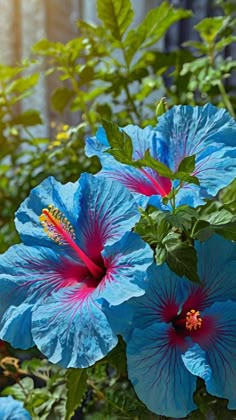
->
[[139, 168, 171, 197], [40, 205, 104, 279]]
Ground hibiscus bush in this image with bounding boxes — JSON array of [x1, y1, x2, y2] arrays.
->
[[0, 0, 236, 419]]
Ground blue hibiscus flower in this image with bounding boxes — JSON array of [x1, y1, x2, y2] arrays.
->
[[86, 104, 236, 209], [123, 235, 236, 418], [0, 396, 31, 419], [0, 173, 153, 368]]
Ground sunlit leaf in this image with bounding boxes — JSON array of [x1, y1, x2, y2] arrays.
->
[[97, 0, 134, 41]]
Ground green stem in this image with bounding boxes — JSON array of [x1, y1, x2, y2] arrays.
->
[[217, 80, 236, 118], [70, 74, 96, 133], [121, 43, 142, 123], [207, 42, 235, 119], [123, 82, 141, 123]]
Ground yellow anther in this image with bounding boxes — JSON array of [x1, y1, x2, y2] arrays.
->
[[186, 309, 202, 331], [39, 205, 75, 245]]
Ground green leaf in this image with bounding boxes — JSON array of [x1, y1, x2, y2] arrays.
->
[[51, 88, 75, 113], [32, 39, 64, 56], [195, 17, 229, 43], [177, 155, 196, 173], [106, 337, 127, 375], [9, 110, 42, 127], [192, 203, 236, 241], [155, 244, 167, 265], [219, 178, 236, 208], [133, 150, 174, 179], [102, 119, 133, 164], [215, 221, 236, 241], [97, 0, 134, 41], [7, 73, 39, 94], [164, 232, 200, 283], [65, 368, 87, 420], [215, 35, 236, 51], [125, 2, 192, 63], [1, 377, 34, 401], [191, 220, 214, 241], [134, 208, 170, 246], [174, 172, 199, 186]]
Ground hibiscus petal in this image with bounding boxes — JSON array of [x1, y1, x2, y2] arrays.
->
[[97, 232, 153, 306], [0, 243, 88, 302], [31, 289, 117, 368], [0, 303, 34, 349], [182, 342, 212, 382], [0, 396, 31, 420], [156, 104, 236, 197], [200, 300, 236, 409], [77, 174, 142, 261], [0, 242, 93, 350], [182, 235, 236, 312], [86, 126, 171, 207], [126, 322, 197, 418], [128, 263, 187, 326]]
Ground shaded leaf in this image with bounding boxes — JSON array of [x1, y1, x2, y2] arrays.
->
[[1, 377, 34, 401], [65, 369, 87, 420], [51, 88, 75, 113], [164, 232, 200, 283], [9, 110, 42, 127]]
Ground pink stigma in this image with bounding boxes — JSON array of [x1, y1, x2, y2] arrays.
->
[[40, 206, 104, 279], [140, 168, 170, 197]]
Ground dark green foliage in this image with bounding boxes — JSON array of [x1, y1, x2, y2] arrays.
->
[[66, 369, 88, 420]]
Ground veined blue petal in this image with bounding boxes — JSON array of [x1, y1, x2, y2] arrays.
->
[[182, 342, 212, 382], [0, 303, 34, 349], [15, 176, 81, 247], [32, 288, 117, 368], [101, 300, 134, 337], [0, 243, 91, 349], [126, 322, 197, 418], [0, 396, 31, 420], [197, 235, 236, 305], [77, 174, 141, 260], [0, 243, 87, 303], [156, 104, 236, 196], [156, 104, 236, 170], [200, 300, 236, 409], [86, 125, 172, 208], [97, 232, 153, 306], [182, 235, 236, 311], [127, 263, 188, 328]]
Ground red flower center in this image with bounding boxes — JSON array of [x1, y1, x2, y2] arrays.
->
[[172, 308, 203, 335], [185, 309, 202, 331]]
